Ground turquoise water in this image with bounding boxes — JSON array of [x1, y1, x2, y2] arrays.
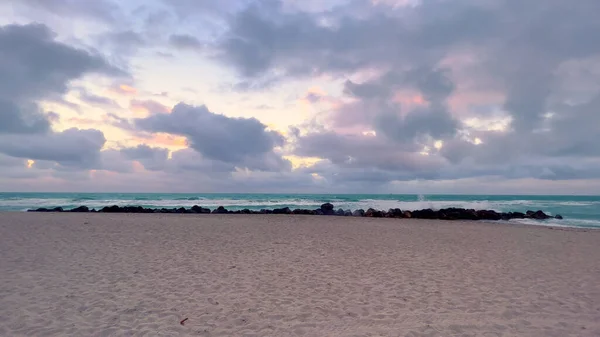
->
[[1, 193, 599, 228]]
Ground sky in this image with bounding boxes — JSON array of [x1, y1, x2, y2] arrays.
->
[[1, 0, 600, 194]]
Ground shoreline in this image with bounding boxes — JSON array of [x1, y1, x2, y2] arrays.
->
[[1, 213, 599, 336]]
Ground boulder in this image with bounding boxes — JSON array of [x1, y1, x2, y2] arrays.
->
[[335, 208, 345, 216], [475, 209, 502, 221], [527, 210, 550, 219], [100, 205, 121, 213], [293, 209, 315, 215], [387, 208, 403, 218], [122, 206, 145, 213], [70, 206, 89, 213], [403, 211, 412, 218], [314, 209, 324, 215], [352, 209, 365, 217], [555, 214, 563, 220], [191, 205, 211, 214], [411, 208, 438, 219], [320, 203, 334, 212], [510, 212, 526, 219], [273, 207, 292, 215], [212, 206, 228, 214], [365, 208, 384, 218], [440, 208, 479, 220], [344, 209, 353, 216]]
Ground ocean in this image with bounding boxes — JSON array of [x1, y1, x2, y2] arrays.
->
[[0, 193, 598, 229]]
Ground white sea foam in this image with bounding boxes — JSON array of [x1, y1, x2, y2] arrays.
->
[[508, 218, 600, 229]]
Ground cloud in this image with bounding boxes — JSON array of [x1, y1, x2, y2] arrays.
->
[[169, 34, 203, 50], [0, 23, 121, 175], [0, 128, 106, 167], [0, 23, 120, 134], [78, 89, 120, 108], [3, 0, 120, 23], [130, 99, 171, 114], [206, 0, 600, 187], [135, 103, 290, 171], [2, 0, 600, 193], [0, 100, 51, 134], [120, 144, 169, 171]]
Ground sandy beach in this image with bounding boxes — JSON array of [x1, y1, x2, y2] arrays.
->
[[1, 213, 599, 337]]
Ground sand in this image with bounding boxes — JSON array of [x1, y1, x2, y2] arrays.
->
[[1, 213, 599, 337]]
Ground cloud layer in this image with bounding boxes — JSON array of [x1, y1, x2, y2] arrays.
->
[[1, 0, 600, 193]]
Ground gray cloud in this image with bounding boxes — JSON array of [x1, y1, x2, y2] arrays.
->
[[0, 23, 121, 172], [3, 0, 600, 192], [208, 0, 600, 185], [0, 100, 51, 134], [2, 0, 120, 22], [135, 103, 290, 171], [0, 128, 106, 167], [120, 145, 169, 171], [375, 105, 460, 143], [78, 89, 120, 108], [0, 23, 120, 134], [169, 34, 203, 50]]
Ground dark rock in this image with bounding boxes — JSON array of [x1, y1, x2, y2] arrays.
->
[[438, 208, 479, 220], [411, 208, 438, 219], [403, 211, 412, 218], [52, 207, 64, 212], [387, 208, 403, 218], [511, 212, 526, 219], [344, 210, 353, 216], [70, 206, 89, 213], [273, 207, 292, 215], [352, 209, 365, 217], [314, 209, 324, 216], [320, 203, 334, 212], [212, 206, 228, 214], [191, 205, 211, 214], [100, 205, 121, 213], [293, 209, 315, 215], [527, 210, 550, 219], [175, 207, 186, 213], [555, 214, 563, 220], [123, 206, 145, 213], [335, 208, 345, 216], [365, 208, 384, 218], [475, 209, 502, 221]]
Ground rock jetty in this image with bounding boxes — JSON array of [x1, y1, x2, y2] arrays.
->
[[27, 203, 563, 221]]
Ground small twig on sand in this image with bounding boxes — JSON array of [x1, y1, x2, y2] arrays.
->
[[180, 318, 189, 325]]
